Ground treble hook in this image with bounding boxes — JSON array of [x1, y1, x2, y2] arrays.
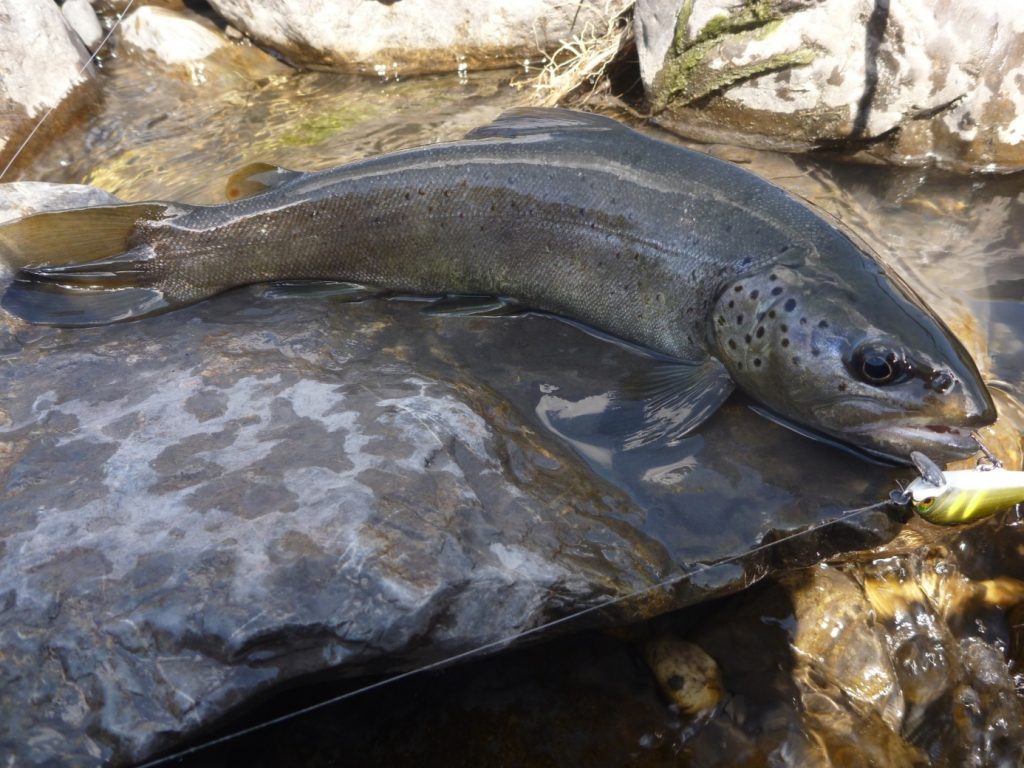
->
[[973, 433, 1003, 470]]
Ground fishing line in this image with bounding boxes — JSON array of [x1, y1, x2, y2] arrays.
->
[[136, 498, 893, 767], [0, 0, 137, 181]]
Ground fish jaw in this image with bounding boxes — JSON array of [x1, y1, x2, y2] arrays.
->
[[849, 422, 983, 465]]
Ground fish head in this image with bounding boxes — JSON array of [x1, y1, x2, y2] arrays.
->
[[710, 264, 996, 465]]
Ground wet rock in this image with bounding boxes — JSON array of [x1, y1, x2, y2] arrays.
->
[[643, 634, 722, 715], [0, 177, 901, 764], [0, 0, 98, 176], [63, 0, 104, 50], [785, 565, 905, 733], [119, 6, 289, 85], [637, 0, 1024, 173], [204, 0, 614, 75]]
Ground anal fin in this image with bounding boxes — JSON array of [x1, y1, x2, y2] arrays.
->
[[261, 280, 378, 302], [623, 357, 735, 449], [421, 295, 523, 317]]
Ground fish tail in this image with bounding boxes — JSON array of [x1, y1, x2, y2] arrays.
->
[[0, 202, 185, 326]]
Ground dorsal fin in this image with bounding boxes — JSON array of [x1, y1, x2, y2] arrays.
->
[[225, 162, 303, 200], [465, 108, 624, 140]]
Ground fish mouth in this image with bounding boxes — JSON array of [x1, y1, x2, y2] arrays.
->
[[750, 403, 982, 466], [843, 421, 980, 464]]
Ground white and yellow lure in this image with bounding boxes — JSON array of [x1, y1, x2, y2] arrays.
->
[[899, 450, 1024, 525]]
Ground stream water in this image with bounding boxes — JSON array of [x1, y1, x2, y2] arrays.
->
[[7, 30, 1024, 767]]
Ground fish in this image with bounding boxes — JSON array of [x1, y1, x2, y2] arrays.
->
[[901, 451, 1024, 524], [0, 108, 997, 465]]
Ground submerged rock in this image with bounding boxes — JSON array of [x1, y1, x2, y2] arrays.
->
[[0, 0, 98, 176], [0, 179, 901, 764], [205, 0, 614, 75], [636, 0, 1024, 173]]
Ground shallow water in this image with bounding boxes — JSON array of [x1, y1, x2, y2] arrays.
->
[[7, 32, 1024, 767]]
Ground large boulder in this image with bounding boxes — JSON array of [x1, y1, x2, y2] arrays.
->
[[0, 0, 99, 177], [205, 0, 615, 75], [0, 178, 900, 764], [636, 0, 1024, 173]]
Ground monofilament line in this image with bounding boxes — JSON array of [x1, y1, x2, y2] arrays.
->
[[0, 0, 137, 181], [135, 499, 891, 767]]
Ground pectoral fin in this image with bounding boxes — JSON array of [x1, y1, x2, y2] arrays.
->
[[624, 357, 735, 449]]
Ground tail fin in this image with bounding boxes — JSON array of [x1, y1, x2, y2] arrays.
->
[[0, 203, 178, 326]]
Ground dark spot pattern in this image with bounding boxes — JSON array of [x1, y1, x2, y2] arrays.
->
[[781, 339, 790, 348], [771, 286, 783, 296], [818, 320, 829, 328], [784, 299, 797, 312], [753, 358, 762, 367], [736, 315, 744, 325], [756, 327, 764, 339], [749, 290, 759, 300], [728, 339, 737, 349]]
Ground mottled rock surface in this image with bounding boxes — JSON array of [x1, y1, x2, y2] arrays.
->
[[0, 178, 901, 765], [636, 0, 1024, 172], [0, 0, 98, 175], [205, 0, 613, 75]]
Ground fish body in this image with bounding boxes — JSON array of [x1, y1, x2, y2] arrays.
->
[[0, 109, 996, 464]]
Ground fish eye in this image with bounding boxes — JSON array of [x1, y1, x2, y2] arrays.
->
[[851, 344, 907, 386], [915, 497, 935, 512]]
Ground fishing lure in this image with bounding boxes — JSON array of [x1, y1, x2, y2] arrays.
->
[[891, 448, 1024, 524]]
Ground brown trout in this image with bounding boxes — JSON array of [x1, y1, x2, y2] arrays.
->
[[0, 109, 996, 464]]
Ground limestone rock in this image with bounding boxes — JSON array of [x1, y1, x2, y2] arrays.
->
[[63, 0, 104, 50], [119, 6, 289, 83], [205, 0, 613, 75], [0, 0, 98, 176], [637, 0, 1024, 173]]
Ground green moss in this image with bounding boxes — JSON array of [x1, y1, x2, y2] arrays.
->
[[275, 106, 377, 148], [651, 0, 818, 113]]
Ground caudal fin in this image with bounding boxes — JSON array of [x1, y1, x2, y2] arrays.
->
[[0, 202, 179, 326]]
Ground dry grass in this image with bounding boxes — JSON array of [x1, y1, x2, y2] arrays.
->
[[516, 0, 635, 107]]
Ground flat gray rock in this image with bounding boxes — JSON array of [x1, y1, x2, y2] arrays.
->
[[0, 185, 901, 765]]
